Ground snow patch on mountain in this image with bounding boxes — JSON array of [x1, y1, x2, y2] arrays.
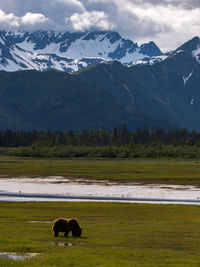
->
[[192, 44, 200, 63], [0, 44, 109, 72], [0, 30, 163, 72], [0, 37, 5, 45], [19, 41, 62, 56], [173, 50, 184, 56], [64, 32, 144, 63], [131, 55, 168, 66], [183, 71, 193, 85]]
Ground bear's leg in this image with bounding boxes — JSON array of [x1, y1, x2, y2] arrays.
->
[[54, 231, 59, 237], [64, 230, 70, 237]]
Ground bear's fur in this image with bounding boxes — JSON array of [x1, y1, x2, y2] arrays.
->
[[52, 218, 82, 237]]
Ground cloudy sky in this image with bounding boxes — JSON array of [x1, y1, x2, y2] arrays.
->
[[0, 0, 199, 51]]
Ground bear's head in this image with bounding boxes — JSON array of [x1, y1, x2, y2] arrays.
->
[[76, 227, 82, 237]]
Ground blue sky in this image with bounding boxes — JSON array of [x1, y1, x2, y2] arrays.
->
[[0, 0, 199, 51]]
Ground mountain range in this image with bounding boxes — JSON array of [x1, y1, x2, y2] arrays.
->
[[0, 30, 164, 72], [0, 31, 200, 131]]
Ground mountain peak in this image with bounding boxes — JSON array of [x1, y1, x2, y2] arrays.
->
[[139, 41, 162, 56], [176, 36, 200, 53], [0, 29, 162, 72]]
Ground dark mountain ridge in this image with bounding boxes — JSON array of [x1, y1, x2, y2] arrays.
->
[[0, 36, 199, 130]]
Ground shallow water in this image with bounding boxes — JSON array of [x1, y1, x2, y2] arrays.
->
[[0, 253, 25, 260], [58, 242, 72, 247], [0, 252, 39, 261], [0, 177, 200, 204], [48, 242, 73, 247]]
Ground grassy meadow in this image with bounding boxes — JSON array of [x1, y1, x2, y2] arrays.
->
[[0, 202, 200, 266], [0, 157, 200, 185], [1, 158, 200, 265]]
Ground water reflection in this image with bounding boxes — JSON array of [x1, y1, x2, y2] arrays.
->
[[49, 242, 73, 247], [0, 252, 39, 261], [58, 242, 72, 247], [0, 253, 25, 260]]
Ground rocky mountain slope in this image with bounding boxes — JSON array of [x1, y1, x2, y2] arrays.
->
[[0, 36, 199, 130], [0, 30, 163, 72]]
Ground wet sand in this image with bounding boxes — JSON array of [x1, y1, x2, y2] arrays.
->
[[0, 177, 200, 204]]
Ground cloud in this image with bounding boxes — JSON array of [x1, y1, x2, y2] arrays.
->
[[0, 0, 200, 51], [84, 0, 200, 51], [55, 0, 85, 11], [85, 0, 200, 50], [0, 9, 19, 28], [0, 9, 50, 30], [0, 0, 85, 14], [21, 12, 49, 25], [112, 2, 200, 50], [67, 11, 114, 31]]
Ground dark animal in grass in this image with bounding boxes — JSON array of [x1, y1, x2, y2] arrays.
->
[[52, 218, 82, 237]]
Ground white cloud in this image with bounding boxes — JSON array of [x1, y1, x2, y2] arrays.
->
[[115, 3, 200, 51], [21, 12, 49, 25], [0, 9, 50, 30], [0, 9, 19, 27], [55, 0, 85, 11], [67, 11, 114, 31], [0, 0, 200, 50]]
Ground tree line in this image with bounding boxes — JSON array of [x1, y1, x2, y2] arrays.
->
[[1, 126, 200, 148]]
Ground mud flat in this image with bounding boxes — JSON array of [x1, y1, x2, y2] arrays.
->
[[0, 177, 200, 204]]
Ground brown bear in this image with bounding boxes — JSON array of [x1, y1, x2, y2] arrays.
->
[[52, 218, 82, 237]]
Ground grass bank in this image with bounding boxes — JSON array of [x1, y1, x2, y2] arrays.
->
[[0, 157, 200, 185], [0, 202, 200, 266]]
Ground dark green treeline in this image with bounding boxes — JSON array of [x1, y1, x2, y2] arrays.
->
[[1, 125, 200, 158], [1, 125, 200, 147]]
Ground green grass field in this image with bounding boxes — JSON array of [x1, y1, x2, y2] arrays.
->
[[0, 202, 200, 266], [1, 157, 200, 265], [0, 157, 200, 185]]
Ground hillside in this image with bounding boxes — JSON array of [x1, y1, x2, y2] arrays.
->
[[0, 36, 199, 130]]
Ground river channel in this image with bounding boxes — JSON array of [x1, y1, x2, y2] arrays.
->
[[0, 176, 200, 204]]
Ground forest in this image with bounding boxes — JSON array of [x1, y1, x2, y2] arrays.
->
[[0, 125, 200, 158]]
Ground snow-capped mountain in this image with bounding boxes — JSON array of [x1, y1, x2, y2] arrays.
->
[[164, 36, 200, 87], [0, 35, 200, 130], [0, 30, 163, 72]]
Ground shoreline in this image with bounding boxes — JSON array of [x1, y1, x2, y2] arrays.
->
[[1, 191, 200, 205], [1, 176, 200, 204]]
